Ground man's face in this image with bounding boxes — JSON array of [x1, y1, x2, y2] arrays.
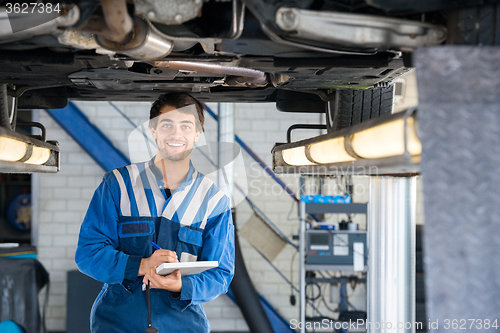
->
[[150, 105, 201, 162]]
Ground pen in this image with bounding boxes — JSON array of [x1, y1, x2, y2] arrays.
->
[[143, 242, 162, 292], [142, 242, 161, 291], [143, 242, 161, 291]]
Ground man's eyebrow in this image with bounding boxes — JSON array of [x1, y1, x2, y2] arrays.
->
[[158, 119, 195, 125]]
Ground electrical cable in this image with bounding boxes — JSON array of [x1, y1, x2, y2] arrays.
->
[[314, 289, 323, 316], [350, 279, 357, 291], [344, 281, 358, 311], [289, 250, 298, 299], [305, 283, 321, 301], [339, 284, 348, 333], [311, 296, 324, 318], [339, 283, 358, 312], [339, 284, 346, 312], [306, 297, 325, 318]]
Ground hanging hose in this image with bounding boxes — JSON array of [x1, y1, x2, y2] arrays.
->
[[229, 209, 274, 333]]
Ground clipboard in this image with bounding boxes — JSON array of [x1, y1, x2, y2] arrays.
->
[[155, 261, 218, 276]]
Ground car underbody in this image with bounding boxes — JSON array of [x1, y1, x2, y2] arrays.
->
[[1, 0, 489, 110]]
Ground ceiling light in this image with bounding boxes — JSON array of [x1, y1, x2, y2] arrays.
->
[[0, 126, 59, 173], [272, 108, 421, 175], [308, 137, 356, 164], [0, 137, 28, 162], [351, 117, 421, 159], [282, 146, 315, 166], [24, 146, 51, 165]]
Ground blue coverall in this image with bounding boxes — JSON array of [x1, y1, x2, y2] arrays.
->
[[75, 158, 235, 332]]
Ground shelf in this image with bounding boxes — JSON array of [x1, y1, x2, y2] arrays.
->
[[305, 264, 367, 272], [306, 277, 367, 284], [305, 203, 367, 214]]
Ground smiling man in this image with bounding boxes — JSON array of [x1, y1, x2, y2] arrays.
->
[[75, 93, 235, 333]]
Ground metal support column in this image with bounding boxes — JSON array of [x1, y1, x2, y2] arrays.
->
[[298, 176, 306, 333], [218, 103, 235, 201], [368, 177, 416, 333], [222, 102, 275, 333]]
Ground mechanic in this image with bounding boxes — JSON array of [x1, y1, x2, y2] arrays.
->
[[75, 93, 235, 332]]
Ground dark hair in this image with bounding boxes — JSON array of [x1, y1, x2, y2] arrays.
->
[[149, 93, 205, 132]]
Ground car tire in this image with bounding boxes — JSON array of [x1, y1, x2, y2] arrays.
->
[[447, 4, 500, 45], [327, 86, 394, 132], [0, 84, 17, 130]]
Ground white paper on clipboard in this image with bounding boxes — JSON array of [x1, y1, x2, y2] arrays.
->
[[156, 261, 219, 276]]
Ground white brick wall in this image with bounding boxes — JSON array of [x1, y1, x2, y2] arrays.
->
[[36, 101, 424, 332]]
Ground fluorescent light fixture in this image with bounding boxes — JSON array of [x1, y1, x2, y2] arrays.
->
[[0, 137, 28, 161], [282, 146, 315, 166], [272, 108, 421, 175], [351, 119, 407, 158], [24, 146, 51, 165], [351, 117, 421, 159], [308, 137, 355, 164], [0, 126, 59, 173]]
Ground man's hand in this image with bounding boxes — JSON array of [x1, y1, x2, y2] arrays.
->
[[143, 266, 182, 293], [139, 249, 178, 276]]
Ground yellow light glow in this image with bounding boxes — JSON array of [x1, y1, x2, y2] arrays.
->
[[406, 117, 422, 156], [25, 146, 51, 165], [282, 146, 315, 166], [0, 136, 28, 161], [351, 117, 421, 159], [351, 119, 406, 158], [308, 137, 356, 163]]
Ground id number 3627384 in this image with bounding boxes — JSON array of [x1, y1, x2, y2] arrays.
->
[[442, 319, 498, 330], [5, 2, 61, 14]]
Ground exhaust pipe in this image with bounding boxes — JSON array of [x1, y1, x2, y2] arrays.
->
[[95, 17, 173, 60], [152, 61, 268, 86], [100, 0, 133, 43], [81, 0, 173, 60]]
